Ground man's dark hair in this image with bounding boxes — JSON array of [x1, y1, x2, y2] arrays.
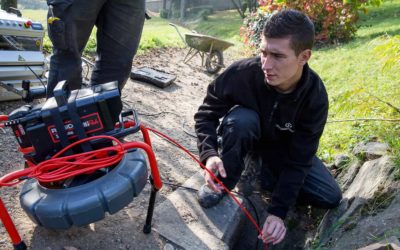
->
[[263, 9, 315, 55]]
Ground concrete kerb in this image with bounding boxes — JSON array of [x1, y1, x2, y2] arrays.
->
[[153, 172, 245, 250]]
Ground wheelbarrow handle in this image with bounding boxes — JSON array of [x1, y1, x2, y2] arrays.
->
[[169, 23, 186, 45]]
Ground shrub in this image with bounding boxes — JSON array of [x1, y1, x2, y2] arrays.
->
[[42, 36, 52, 54], [139, 37, 164, 51], [188, 5, 214, 15], [372, 35, 400, 70], [287, 0, 359, 42], [240, 10, 274, 48], [159, 9, 169, 19], [83, 36, 97, 56], [187, 5, 214, 20], [241, 0, 382, 48]]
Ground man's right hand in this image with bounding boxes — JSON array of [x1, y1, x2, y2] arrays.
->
[[258, 214, 286, 245], [204, 156, 226, 193]]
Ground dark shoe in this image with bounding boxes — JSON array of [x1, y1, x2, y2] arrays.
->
[[236, 180, 254, 197], [197, 184, 225, 208]]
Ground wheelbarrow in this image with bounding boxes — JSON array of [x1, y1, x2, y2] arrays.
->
[[169, 23, 234, 74]]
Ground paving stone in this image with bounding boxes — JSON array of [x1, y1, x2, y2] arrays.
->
[[153, 172, 244, 250]]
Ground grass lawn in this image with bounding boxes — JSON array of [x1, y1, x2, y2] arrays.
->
[[310, 0, 400, 171], [20, 2, 400, 172], [179, 2, 400, 171], [183, 10, 244, 43], [20, 9, 245, 54], [20, 9, 189, 54]]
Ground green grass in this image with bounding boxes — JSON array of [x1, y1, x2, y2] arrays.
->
[[356, 1, 400, 40], [21, 9, 47, 24], [182, 10, 247, 57], [139, 16, 188, 52], [20, 4, 400, 172], [20, 9, 244, 54], [183, 10, 244, 43], [310, 0, 400, 171], [19, 10, 188, 54]]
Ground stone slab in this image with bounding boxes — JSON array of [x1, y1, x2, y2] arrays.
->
[[153, 172, 244, 250], [357, 236, 400, 250]]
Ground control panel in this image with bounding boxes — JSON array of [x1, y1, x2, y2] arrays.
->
[[0, 10, 44, 37]]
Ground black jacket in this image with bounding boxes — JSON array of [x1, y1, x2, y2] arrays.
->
[[194, 56, 328, 219]]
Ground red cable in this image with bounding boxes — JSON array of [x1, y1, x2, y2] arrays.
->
[[145, 126, 268, 249], [0, 135, 125, 186], [0, 134, 162, 191], [0, 115, 8, 121], [0, 123, 267, 248], [0, 115, 8, 129]]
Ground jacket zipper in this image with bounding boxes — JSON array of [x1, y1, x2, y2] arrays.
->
[[268, 99, 279, 124]]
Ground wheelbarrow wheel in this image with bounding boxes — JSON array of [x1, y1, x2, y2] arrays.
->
[[205, 50, 223, 74]]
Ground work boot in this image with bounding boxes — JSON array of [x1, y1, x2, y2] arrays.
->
[[197, 184, 226, 208], [237, 152, 261, 197]]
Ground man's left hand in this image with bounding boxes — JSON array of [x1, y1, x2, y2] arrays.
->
[[258, 214, 286, 245]]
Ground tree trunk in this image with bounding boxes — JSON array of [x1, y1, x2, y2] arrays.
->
[[248, 0, 258, 12], [162, 0, 167, 10], [1, 0, 17, 11], [180, 0, 186, 20], [230, 0, 245, 18]]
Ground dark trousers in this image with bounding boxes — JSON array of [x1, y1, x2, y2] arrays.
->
[[46, 0, 145, 97], [218, 107, 342, 209]]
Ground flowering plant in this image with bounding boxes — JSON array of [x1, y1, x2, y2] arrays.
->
[[241, 0, 381, 48]]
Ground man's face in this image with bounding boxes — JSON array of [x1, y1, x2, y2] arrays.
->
[[260, 36, 311, 93]]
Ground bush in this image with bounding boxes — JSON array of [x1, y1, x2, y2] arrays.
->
[[372, 35, 400, 70], [241, 0, 382, 48], [83, 36, 97, 56], [187, 5, 214, 20], [240, 10, 273, 48], [159, 9, 169, 19], [139, 37, 164, 51], [287, 0, 359, 42], [42, 36, 52, 54], [187, 5, 214, 15]]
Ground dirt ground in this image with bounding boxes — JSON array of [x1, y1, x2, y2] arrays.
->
[[0, 48, 237, 250]]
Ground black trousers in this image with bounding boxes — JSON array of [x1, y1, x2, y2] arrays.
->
[[46, 0, 145, 97], [218, 106, 342, 209]]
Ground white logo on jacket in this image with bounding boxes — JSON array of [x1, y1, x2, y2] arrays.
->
[[275, 122, 295, 133]]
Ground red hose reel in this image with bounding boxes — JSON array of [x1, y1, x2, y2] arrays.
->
[[0, 81, 163, 249], [1, 80, 268, 249], [0, 117, 163, 250]]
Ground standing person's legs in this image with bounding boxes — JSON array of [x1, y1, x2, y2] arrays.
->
[[46, 0, 105, 97], [217, 106, 261, 190], [91, 0, 145, 90]]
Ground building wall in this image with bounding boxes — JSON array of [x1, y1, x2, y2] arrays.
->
[[146, 0, 235, 13]]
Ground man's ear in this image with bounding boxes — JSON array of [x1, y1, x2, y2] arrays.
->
[[298, 49, 312, 66]]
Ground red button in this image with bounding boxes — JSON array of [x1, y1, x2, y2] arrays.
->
[[24, 20, 32, 28]]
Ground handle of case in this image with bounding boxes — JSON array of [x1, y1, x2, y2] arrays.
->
[[53, 80, 68, 106]]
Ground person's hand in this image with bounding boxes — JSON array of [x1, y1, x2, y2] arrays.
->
[[258, 214, 286, 245], [203, 156, 226, 193]]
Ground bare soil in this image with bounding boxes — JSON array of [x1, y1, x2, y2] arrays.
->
[[0, 48, 236, 250]]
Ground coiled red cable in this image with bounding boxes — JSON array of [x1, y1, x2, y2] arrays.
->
[[0, 115, 8, 129], [0, 135, 125, 186], [0, 123, 267, 249]]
